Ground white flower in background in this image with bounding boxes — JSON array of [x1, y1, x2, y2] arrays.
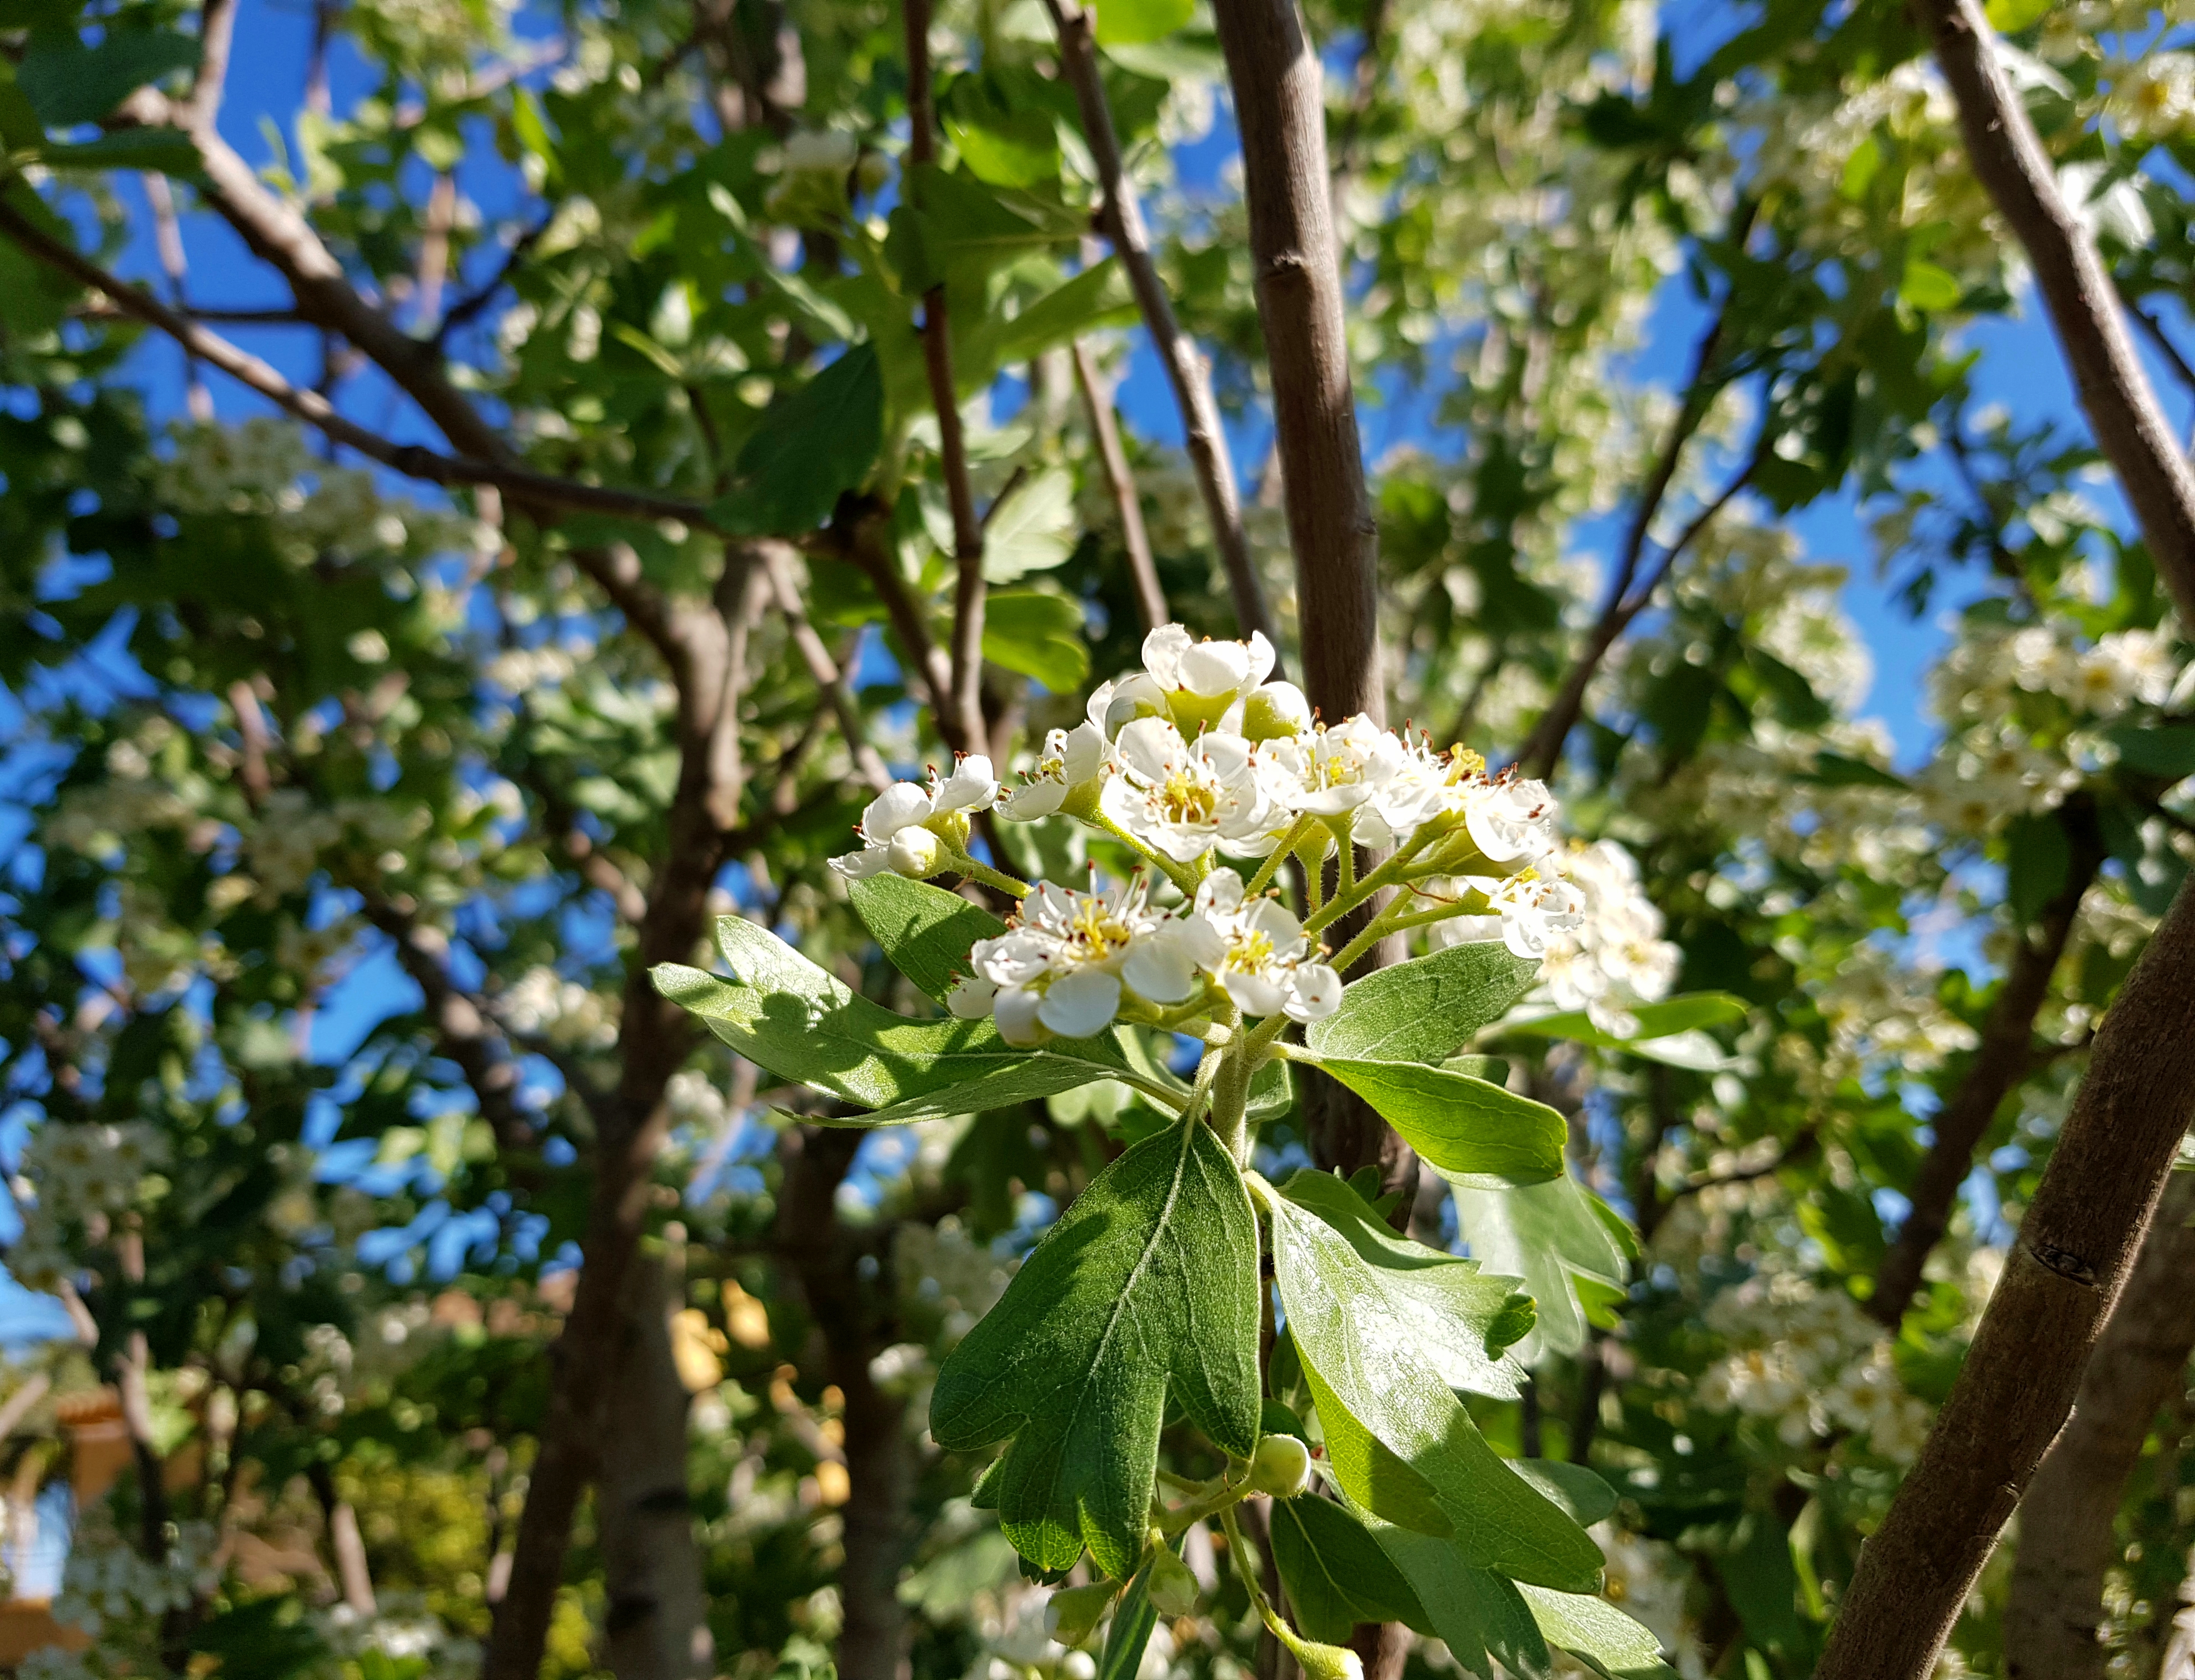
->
[[830, 757, 998, 878], [2062, 627, 2177, 714], [502, 966, 620, 1050], [1100, 721, 1278, 863], [951, 876, 1201, 1044], [999, 724, 1105, 820], [26, 1122, 169, 1220], [1089, 626, 1278, 739], [1186, 870, 1341, 1021], [1534, 841, 1681, 1036], [1429, 868, 1588, 962]]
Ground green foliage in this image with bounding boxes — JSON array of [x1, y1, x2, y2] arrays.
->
[[1450, 1177, 1635, 1362], [1304, 1056, 1569, 1186], [1305, 942, 1544, 1064], [930, 1119, 1261, 1577]]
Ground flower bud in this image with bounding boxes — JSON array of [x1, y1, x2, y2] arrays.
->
[[1145, 1547, 1200, 1616], [1240, 681, 1312, 742], [1248, 1432, 1313, 1498], [1289, 1641, 1365, 1680], [886, 826, 941, 877], [1044, 1583, 1115, 1648]]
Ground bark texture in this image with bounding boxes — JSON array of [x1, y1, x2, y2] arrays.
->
[[1870, 801, 2103, 1326], [1912, 0, 2195, 628], [1813, 876, 2195, 1680], [779, 1127, 914, 1680], [2004, 1172, 2195, 1680], [599, 1256, 714, 1680]]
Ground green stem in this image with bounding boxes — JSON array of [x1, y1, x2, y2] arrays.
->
[[946, 852, 1031, 898], [1219, 1503, 1300, 1651], [1331, 819, 1358, 898], [1157, 1469, 1251, 1536], [1210, 1042, 1255, 1163], [1245, 817, 1313, 896], [1301, 821, 1446, 937]]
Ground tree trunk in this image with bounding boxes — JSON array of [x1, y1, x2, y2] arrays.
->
[[2004, 1172, 2195, 1680], [779, 1127, 913, 1680], [1814, 876, 2195, 1680], [1870, 800, 2103, 1326], [599, 1254, 714, 1680]]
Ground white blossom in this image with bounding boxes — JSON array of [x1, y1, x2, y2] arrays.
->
[[956, 876, 1202, 1044], [1099, 721, 1279, 863], [830, 757, 999, 879], [1187, 869, 1341, 1021], [998, 724, 1105, 821]]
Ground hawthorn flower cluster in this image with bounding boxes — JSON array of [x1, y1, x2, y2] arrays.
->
[[829, 625, 1609, 1047]]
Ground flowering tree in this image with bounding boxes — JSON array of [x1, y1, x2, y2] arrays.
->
[[4, 0, 2195, 1672]]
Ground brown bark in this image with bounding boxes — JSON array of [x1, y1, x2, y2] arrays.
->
[[1212, 0, 1376, 724], [1072, 340, 1171, 634], [1913, 0, 2195, 629], [1047, 0, 1277, 649], [2005, 1172, 2195, 1680], [1869, 799, 2104, 1326], [778, 1128, 913, 1680], [1813, 875, 2195, 1680], [598, 1256, 714, 1680]]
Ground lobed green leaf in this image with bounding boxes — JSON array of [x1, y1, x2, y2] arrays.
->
[[1450, 1176, 1634, 1362], [1307, 942, 1544, 1066], [930, 1120, 1261, 1577]]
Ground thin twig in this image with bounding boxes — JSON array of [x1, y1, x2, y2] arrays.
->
[[1046, 0, 1276, 651], [1072, 338, 1169, 632], [760, 544, 894, 791]]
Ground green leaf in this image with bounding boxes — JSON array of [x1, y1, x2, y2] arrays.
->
[[1098, 1557, 1163, 1680], [1095, 0, 1195, 45], [18, 31, 199, 127], [982, 589, 1090, 691], [1511, 1459, 1618, 1528], [1502, 993, 1749, 1068], [1304, 1056, 1567, 1187], [930, 1121, 1261, 1576], [1343, 1495, 1556, 1680], [981, 467, 1079, 582], [37, 126, 202, 174], [847, 874, 1005, 1002], [1983, 0, 2053, 29], [1264, 1188, 1605, 1589], [814, 1051, 1151, 1127], [1805, 751, 1908, 790], [1280, 1171, 1529, 1399], [1450, 1176, 1633, 1362], [2107, 722, 2195, 778], [651, 917, 1132, 1119], [2006, 809, 2071, 924], [710, 346, 882, 536], [1897, 257, 1963, 313], [986, 261, 1139, 370], [1306, 942, 1543, 1065], [1515, 1584, 1674, 1679], [1270, 1493, 1430, 1641], [941, 68, 1061, 188]]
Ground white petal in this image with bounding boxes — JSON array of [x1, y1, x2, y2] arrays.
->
[[1244, 896, 1306, 957], [1241, 681, 1311, 741], [1061, 722, 1106, 782], [1150, 824, 1217, 864], [994, 987, 1047, 1046], [1037, 968, 1122, 1039], [1195, 731, 1256, 780], [999, 779, 1067, 821], [1244, 632, 1276, 689], [1122, 935, 1198, 1005], [1179, 638, 1251, 696], [1221, 969, 1290, 1018], [1196, 869, 1246, 917], [830, 846, 892, 879], [1177, 916, 1229, 970], [1141, 624, 1193, 687], [1285, 964, 1343, 1021], [1115, 716, 1186, 782], [861, 781, 932, 841], [886, 827, 942, 877], [947, 975, 998, 1019], [935, 756, 999, 814]]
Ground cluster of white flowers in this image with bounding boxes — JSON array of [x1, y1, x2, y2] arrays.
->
[[501, 964, 620, 1050], [1941, 619, 2183, 722], [1694, 1272, 1932, 1462], [1433, 839, 1680, 1036], [23, 1122, 167, 1219], [53, 1519, 219, 1637], [834, 628, 1599, 1046], [944, 868, 1343, 1045], [155, 419, 476, 563]]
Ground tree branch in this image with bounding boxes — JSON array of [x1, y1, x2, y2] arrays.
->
[[1047, 0, 1277, 649], [1072, 339, 1170, 633], [1813, 873, 2195, 1680], [760, 543, 894, 791], [818, 503, 965, 751], [904, 0, 990, 759], [1914, 0, 2195, 628], [1213, 0, 1378, 721], [1516, 299, 1740, 779], [1869, 798, 2103, 1327], [2004, 1170, 2195, 1680]]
